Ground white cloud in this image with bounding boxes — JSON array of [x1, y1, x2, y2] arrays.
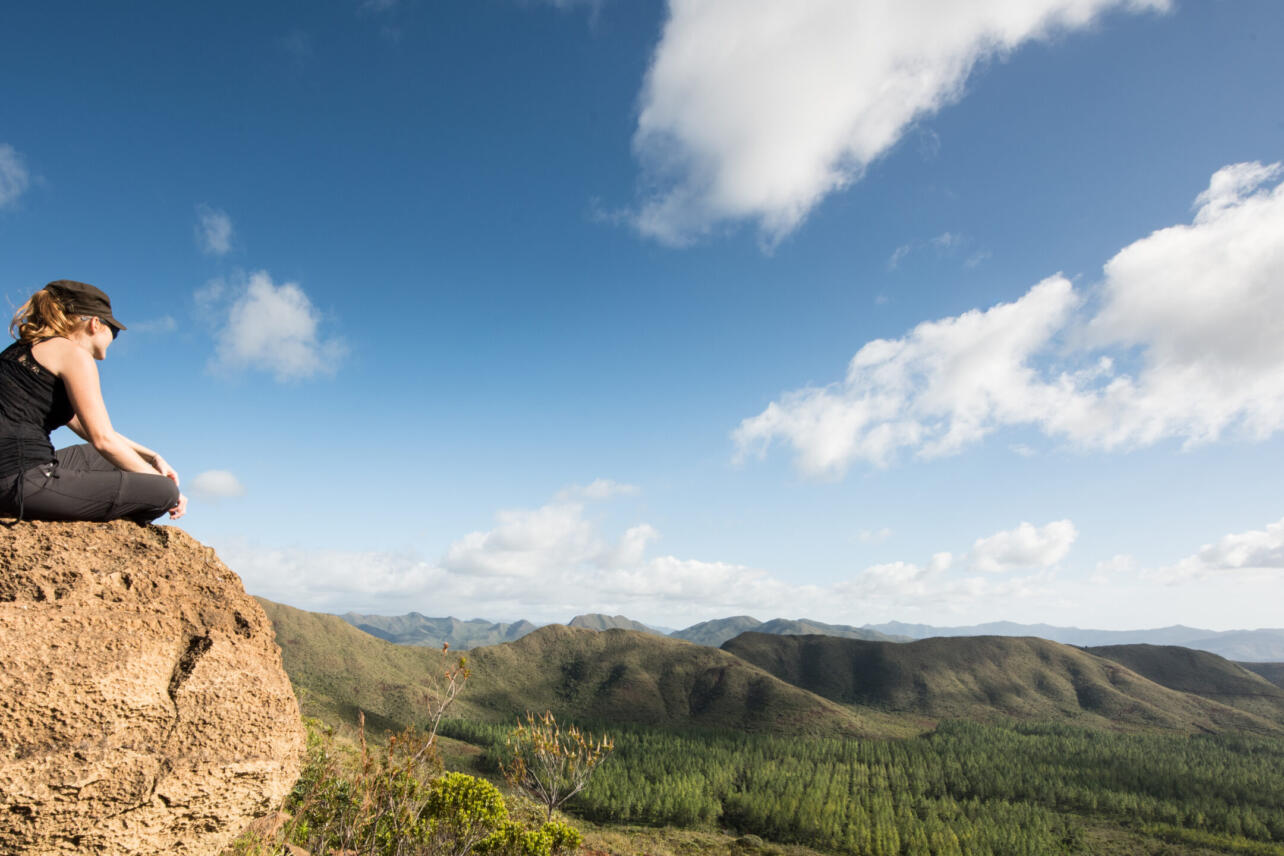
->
[[736, 274, 1079, 475], [220, 486, 1062, 625], [443, 501, 606, 578], [0, 144, 31, 209], [736, 163, 1284, 475], [632, 0, 1167, 245], [196, 204, 234, 255], [969, 520, 1076, 573], [1152, 516, 1284, 584], [207, 271, 346, 381], [190, 470, 247, 499]]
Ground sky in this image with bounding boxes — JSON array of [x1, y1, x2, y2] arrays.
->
[[3, 0, 1283, 631]]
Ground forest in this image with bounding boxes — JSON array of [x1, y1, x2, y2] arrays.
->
[[441, 718, 1284, 856]]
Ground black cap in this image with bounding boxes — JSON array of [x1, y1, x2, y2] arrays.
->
[[45, 280, 127, 333]]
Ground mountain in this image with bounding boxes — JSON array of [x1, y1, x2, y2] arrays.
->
[[260, 598, 905, 739], [1238, 662, 1284, 690], [670, 616, 905, 648], [340, 611, 538, 649], [567, 613, 666, 635], [669, 616, 763, 647], [1086, 644, 1284, 722], [757, 618, 907, 643], [461, 625, 910, 737], [864, 621, 1284, 661], [721, 632, 1283, 735]]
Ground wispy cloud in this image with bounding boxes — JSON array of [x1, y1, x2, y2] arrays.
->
[[0, 144, 31, 209], [631, 0, 1168, 246], [195, 204, 234, 255], [204, 271, 346, 382], [886, 231, 980, 270], [190, 470, 247, 500], [556, 478, 640, 501], [858, 527, 893, 544], [736, 163, 1284, 476]]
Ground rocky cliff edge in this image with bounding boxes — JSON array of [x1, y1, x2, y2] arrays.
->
[[0, 520, 304, 856]]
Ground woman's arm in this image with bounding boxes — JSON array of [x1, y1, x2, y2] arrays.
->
[[66, 415, 179, 484], [50, 344, 160, 475]]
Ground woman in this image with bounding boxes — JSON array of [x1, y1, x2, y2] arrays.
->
[[0, 280, 185, 523]]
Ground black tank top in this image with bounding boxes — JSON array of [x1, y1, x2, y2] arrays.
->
[[0, 340, 74, 477]]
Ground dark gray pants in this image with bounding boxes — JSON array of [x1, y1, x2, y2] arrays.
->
[[2, 444, 180, 523]]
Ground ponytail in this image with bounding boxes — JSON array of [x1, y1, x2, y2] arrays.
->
[[10, 288, 83, 343]]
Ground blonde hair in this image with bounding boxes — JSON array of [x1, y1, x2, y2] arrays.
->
[[10, 287, 89, 344]]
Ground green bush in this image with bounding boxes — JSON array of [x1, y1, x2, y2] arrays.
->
[[228, 718, 582, 856]]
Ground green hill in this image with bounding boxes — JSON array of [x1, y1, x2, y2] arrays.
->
[[259, 598, 908, 739], [460, 624, 913, 737], [670, 616, 905, 647], [721, 632, 1283, 735], [669, 615, 763, 646], [340, 610, 538, 649], [1087, 644, 1284, 721], [756, 618, 906, 643], [567, 613, 665, 635], [1238, 661, 1284, 690]]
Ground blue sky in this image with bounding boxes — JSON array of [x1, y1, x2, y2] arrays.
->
[[3, 0, 1283, 630]]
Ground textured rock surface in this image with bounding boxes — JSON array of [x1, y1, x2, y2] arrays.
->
[[0, 520, 304, 856]]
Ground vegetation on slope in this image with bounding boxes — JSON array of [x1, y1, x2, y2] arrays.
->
[[1242, 662, 1284, 690], [444, 718, 1284, 856], [722, 632, 1284, 734], [671, 616, 904, 648], [460, 624, 910, 737], [567, 614, 664, 635], [1088, 644, 1284, 721], [260, 599, 906, 738]]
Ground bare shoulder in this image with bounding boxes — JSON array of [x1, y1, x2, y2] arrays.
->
[[30, 338, 92, 377]]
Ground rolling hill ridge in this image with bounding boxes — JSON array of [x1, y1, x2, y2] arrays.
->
[[721, 632, 1284, 735]]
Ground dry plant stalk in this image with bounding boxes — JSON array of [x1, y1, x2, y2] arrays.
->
[[500, 711, 613, 821]]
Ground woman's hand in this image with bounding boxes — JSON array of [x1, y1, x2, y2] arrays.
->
[[168, 493, 188, 521], [152, 454, 179, 486]]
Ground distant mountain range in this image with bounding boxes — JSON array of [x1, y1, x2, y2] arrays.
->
[[336, 610, 1284, 662], [340, 611, 537, 649], [264, 597, 1284, 739], [865, 621, 1284, 662]]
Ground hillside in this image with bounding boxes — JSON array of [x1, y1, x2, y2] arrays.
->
[[260, 598, 907, 739], [670, 616, 904, 647], [568, 613, 665, 635], [1238, 662, 1284, 690], [456, 625, 912, 737], [722, 632, 1283, 735], [866, 620, 1284, 661], [669, 615, 763, 646], [339, 610, 537, 649], [1087, 644, 1284, 721], [263, 598, 453, 735], [757, 618, 906, 642]]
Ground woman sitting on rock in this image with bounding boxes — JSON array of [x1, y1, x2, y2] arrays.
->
[[0, 280, 185, 523]]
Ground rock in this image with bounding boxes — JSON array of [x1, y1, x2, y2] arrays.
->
[[0, 520, 305, 856]]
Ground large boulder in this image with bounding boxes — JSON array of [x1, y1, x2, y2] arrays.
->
[[0, 520, 304, 855]]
